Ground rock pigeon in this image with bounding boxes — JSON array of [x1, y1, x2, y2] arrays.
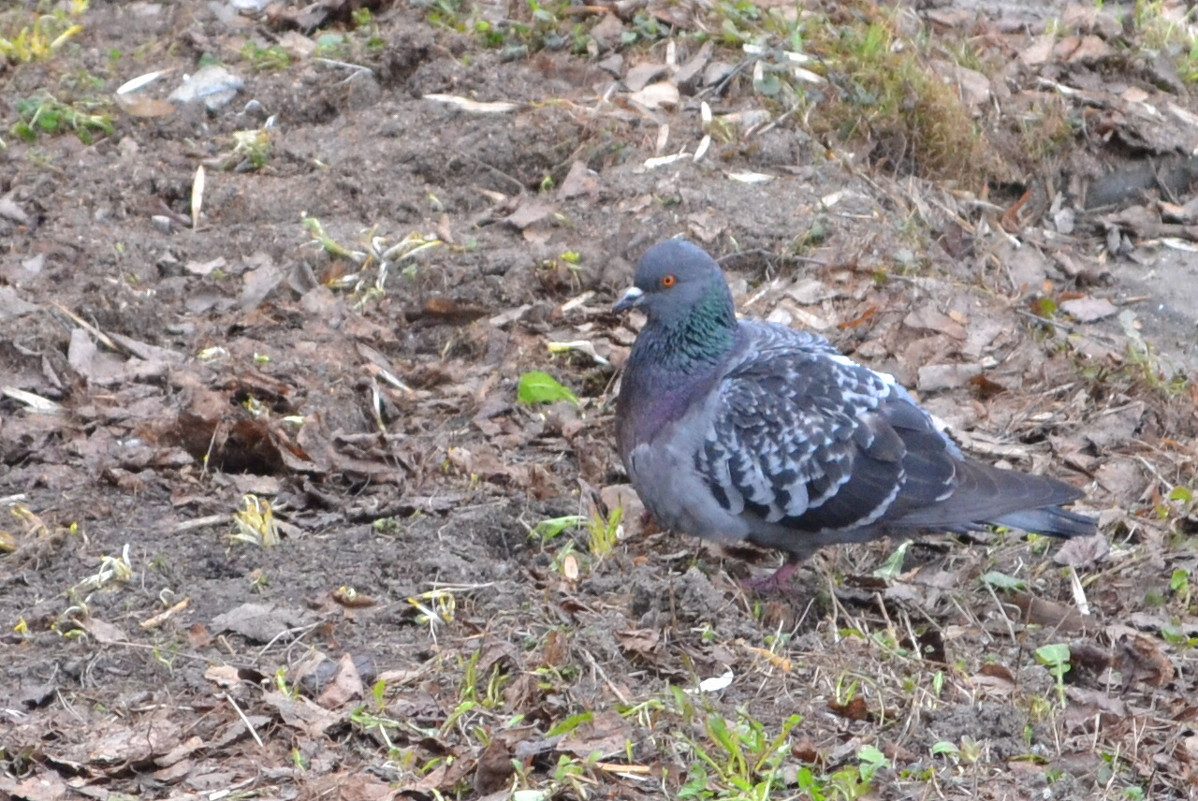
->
[[613, 239, 1095, 583]]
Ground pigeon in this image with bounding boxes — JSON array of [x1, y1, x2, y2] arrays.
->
[[613, 239, 1095, 584]]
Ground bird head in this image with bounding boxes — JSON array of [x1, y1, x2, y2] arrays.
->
[[613, 239, 732, 329]]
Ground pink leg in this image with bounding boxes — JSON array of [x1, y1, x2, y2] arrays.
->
[[742, 559, 801, 592]]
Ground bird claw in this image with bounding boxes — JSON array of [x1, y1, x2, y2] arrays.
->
[[742, 560, 801, 593]]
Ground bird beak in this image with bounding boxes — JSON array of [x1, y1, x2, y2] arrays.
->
[[613, 286, 644, 313]]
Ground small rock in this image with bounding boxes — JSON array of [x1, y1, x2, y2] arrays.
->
[[703, 61, 735, 86], [1053, 207, 1076, 234], [674, 41, 712, 93], [169, 64, 244, 111], [624, 61, 668, 91], [596, 54, 623, 76], [589, 14, 625, 52]]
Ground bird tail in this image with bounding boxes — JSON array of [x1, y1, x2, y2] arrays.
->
[[988, 505, 1097, 539], [894, 460, 1096, 537]]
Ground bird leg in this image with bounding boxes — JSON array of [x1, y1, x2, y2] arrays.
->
[[743, 557, 801, 592]]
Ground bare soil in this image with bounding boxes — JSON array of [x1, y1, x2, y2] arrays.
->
[[2, 1, 1198, 800]]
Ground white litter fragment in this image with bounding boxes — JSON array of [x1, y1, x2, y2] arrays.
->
[[691, 670, 734, 693], [641, 151, 690, 170], [628, 81, 679, 110], [781, 50, 815, 64], [726, 171, 775, 183], [191, 165, 205, 230], [1161, 237, 1198, 252], [115, 69, 176, 117], [422, 94, 520, 113], [547, 340, 609, 365], [655, 124, 670, 154], [2, 387, 63, 414], [793, 66, 826, 84], [116, 70, 170, 96]]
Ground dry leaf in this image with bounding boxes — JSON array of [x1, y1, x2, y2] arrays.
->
[[1053, 534, 1110, 567], [627, 81, 679, 110], [1060, 296, 1119, 322]]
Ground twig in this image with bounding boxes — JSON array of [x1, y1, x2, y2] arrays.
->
[[222, 692, 264, 748], [1014, 308, 1075, 333]]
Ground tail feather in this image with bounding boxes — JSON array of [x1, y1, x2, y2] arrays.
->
[[893, 459, 1095, 537], [988, 506, 1097, 538]]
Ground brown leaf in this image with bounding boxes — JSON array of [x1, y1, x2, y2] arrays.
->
[[474, 740, 515, 794], [406, 297, 489, 325], [827, 694, 869, 721], [969, 373, 1007, 400], [971, 662, 1016, 694], [156, 736, 205, 769], [1020, 34, 1056, 66], [1115, 630, 1174, 689], [903, 305, 967, 340], [1053, 534, 1110, 567], [790, 735, 820, 763], [263, 690, 342, 738], [87, 717, 180, 766], [315, 653, 364, 709], [1008, 592, 1090, 634], [1069, 640, 1112, 676], [616, 628, 661, 657], [1063, 686, 1128, 734], [558, 710, 633, 760]]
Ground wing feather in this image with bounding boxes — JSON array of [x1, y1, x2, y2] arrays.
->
[[695, 323, 958, 535]]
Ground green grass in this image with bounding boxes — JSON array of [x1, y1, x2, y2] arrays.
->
[[1134, 0, 1198, 82], [10, 92, 113, 144]]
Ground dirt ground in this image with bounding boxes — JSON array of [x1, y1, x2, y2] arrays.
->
[[3, 1, 1198, 799]]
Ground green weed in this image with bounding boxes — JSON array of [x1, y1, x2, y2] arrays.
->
[[677, 709, 803, 800], [240, 41, 291, 72], [1034, 643, 1071, 707], [0, 0, 87, 64], [10, 93, 113, 144]]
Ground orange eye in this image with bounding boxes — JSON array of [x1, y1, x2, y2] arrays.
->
[[661, 274, 677, 288]]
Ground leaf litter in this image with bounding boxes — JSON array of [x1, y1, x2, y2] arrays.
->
[[2, 0, 1198, 799]]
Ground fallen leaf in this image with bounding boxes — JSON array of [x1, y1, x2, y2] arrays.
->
[[1060, 296, 1119, 322], [264, 690, 343, 738], [627, 81, 678, 110], [1053, 534, 1110, 567], [918, 363, 982, 391], [211, 602, 316, 643], [315, 653, 364, 709], [616, 628, 661, 657], [504, 199, 554, 230], [1114, 629, 1174, 689], [558, 710, 632, 760], [903, 305, 967, 339]]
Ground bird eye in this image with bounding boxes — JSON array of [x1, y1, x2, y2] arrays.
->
[[661, 274, 677, 288]]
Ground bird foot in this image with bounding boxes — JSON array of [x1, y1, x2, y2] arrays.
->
[[742, 560, 801, 593]]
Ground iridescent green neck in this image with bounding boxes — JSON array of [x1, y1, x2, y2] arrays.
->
[[640, 287, 737, 373]]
